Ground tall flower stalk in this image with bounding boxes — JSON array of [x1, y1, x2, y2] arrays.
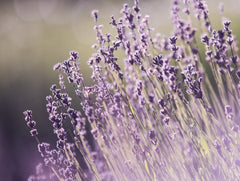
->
[[24, 0, 240, 180]]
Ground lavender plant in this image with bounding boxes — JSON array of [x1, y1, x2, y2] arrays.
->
[[24, 0, 240, 180]]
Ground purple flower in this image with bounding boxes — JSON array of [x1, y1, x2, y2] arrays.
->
[[30, 129, 38, 137], [169, 36, 177, 45], [23, 1, 240, 180], [92, 10, 99, 22], [225, 105, 232, 114]]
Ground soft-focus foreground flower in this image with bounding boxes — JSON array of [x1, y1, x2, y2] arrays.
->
[[24, 0, 240, 180]]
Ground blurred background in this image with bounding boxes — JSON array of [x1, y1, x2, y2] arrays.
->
[[0, 0, 239, 180]]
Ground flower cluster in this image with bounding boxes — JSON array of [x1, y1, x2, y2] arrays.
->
[[23, 110, 38, 137], [24, 0, 240, 180]]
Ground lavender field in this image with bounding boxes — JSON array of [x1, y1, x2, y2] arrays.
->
[[1, 0, 240, 180]]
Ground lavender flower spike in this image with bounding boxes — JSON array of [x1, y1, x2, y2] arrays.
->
[[24, 1, 240, 180]]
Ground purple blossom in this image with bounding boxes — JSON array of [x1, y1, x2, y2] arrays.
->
[[23, 1, 240, 180]]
